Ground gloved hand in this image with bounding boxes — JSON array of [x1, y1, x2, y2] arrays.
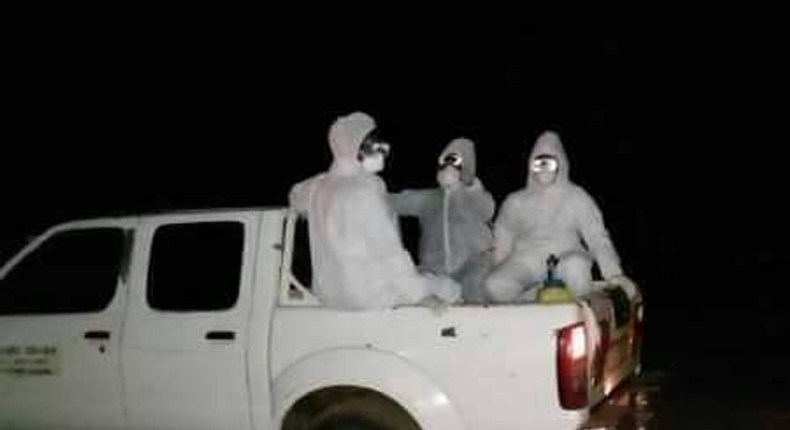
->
[[419, 295, 451, 316], [606, 274, 640, 301], [467, 177, 483, 190], [423, 273, 462, 305]]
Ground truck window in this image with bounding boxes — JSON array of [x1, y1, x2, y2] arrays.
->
[[0, 228, 126, 315], [398, 216, 421, 265], [291, 216, 312, 289], [147, 222, 244, 312], [288, 215, 419, 290], [282, 214, 419, 306]]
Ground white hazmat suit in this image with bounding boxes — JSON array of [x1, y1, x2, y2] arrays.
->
[[289, 112, 461, 310], [485, 131, 624, 302], [391, 138, 495, 303]]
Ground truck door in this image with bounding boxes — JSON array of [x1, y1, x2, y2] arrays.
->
[[0, 224, 132, 430], [122, 214, 257, 430]]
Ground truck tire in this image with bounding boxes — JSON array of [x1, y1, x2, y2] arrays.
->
[[307, 390, 421, 430]]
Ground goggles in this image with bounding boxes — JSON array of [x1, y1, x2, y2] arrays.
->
[[531, 155, 559, 173], [438, 152, 463, 169], [358, 130, 391, 158]]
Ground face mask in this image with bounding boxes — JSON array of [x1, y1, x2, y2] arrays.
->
[[534, 170, 558, 185], [437, 166, 461, 188], [361, 153, 385, 173]]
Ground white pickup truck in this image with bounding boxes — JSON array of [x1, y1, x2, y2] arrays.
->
[[0, 207, 643, 430]]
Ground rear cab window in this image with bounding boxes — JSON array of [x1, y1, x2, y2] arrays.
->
[[147, 222, 244, 312]]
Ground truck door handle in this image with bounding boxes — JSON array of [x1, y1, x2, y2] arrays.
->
[[205, 331, 236, 341], [84, 330, 111, 340]]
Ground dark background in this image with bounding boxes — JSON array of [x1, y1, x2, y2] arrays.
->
[[2, 8, 788, 425]]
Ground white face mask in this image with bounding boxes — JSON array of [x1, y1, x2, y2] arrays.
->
[[437, 166, 461, 188], [361, 153, 385, 173], [533, 170, 558, 185]]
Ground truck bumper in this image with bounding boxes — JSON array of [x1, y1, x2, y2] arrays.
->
[[580, 373, 662, 429]]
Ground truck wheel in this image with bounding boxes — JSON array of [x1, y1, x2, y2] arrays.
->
[[308, 391, 421, 430]]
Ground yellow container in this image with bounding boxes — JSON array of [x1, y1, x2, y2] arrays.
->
[[538, 254, 574, 303], [537, 285, 575, 303]]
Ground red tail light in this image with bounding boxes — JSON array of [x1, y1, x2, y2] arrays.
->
[[557, 322, 588, 409], [632, 303, 644, 360], [592, 319, 610, 386]]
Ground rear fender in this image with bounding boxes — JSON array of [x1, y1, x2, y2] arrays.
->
[[272, 348, 467, 430]]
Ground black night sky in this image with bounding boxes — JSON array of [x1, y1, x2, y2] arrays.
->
[[3, 9, 789, 424]]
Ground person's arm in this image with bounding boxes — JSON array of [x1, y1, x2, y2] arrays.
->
[[389, 189, 431, 216], [347, 181, 414, 266], [576, 189, 623, 279], [288, 175, 320, 214], [347, 181, 429, 304], [465, 178, 496, 221], [492, 195, 517, 265]]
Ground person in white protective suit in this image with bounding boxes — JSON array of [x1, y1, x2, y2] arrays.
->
[[289, 112, 461, 310], [390, 138, 495, 303], [484, 130, 631, 302]]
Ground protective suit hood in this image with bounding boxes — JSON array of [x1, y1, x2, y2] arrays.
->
[[441, 137, 477, 186], [527, 131, 570, 187], [328, 112, 377, 175]]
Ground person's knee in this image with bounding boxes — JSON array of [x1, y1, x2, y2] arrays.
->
[[458, 270, 486, 304], [484, 272, 521, 303], [422, 273, 462, 304], [558, 255, 593, 295]]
